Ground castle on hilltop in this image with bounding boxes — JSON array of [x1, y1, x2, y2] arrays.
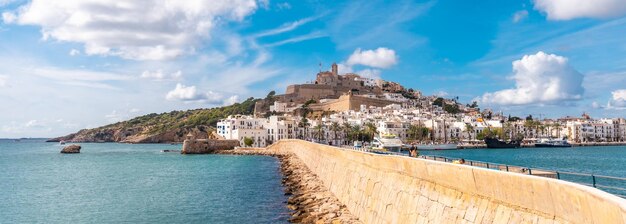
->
[[254, 63, 421, 116]]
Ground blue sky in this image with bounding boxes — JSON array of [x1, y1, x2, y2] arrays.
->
[[1, 0, 625, 138]]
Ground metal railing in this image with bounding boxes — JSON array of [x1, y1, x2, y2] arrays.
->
[[417, 155, 626, 198], [340, 146, 626, 198]]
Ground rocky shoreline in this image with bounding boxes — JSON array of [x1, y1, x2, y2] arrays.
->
[[215, 148, 361, 223]]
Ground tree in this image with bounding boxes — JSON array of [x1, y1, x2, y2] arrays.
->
[[363, 122, 378, 142], [432, 97, 444, 107], [298, 117, 310, 139], [552, 123, 562, 138], [265, 90, 276, 101], [469, 101, 478, 108], [313, 124, 325, 141], [407, 124, 420, 141], [464, 123, 475, 140], [443, 104, 460, 114], [476, 128, 502, 140], [351, 125, 363, 142], [243, 137, 254, 147], [342, 122, 352, 144], [330, 122, 341, 145]]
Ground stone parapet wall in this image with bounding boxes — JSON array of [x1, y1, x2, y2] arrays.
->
[[310, 94, 397, 112], [181, 139, 240, 154], [269, 139, 626, 224]]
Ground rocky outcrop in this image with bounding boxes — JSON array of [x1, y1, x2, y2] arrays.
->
[[60, 144, 81, 153], [47, 126, 211, 144], [47, 98, 259, 144], [215, 147, 361, 223], [181, 139, 240, 154]]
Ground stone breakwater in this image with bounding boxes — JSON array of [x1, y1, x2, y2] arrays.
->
[[215, 147, 361, 223], [270, 140, 626, 224]]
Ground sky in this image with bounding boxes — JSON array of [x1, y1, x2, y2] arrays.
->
[[0, 0, 625, 138]]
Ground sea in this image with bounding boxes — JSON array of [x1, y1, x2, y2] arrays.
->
[[1, 140, 625, 223], [0, 139, 290, 223], [419, 145, 626, 197]]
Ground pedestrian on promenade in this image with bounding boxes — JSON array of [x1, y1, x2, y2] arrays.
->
[[409, 144, 418, 157]]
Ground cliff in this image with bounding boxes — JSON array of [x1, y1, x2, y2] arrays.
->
[[47, 97, 259, 143]]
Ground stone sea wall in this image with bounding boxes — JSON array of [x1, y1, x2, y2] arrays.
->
[[181, 139, 240, 154], [269, 139, 626, 224]]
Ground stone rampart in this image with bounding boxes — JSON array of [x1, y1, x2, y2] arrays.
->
[[181, 139, 240, 154], [269, 139, 626, 224], [310, 94, 397, 112]]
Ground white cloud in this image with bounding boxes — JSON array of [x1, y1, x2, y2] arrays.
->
[[513, 10, 529, 23], [104, 110, 125, 122], [356, 69, 382, 80], [4, 0, 260, 60], [69, 49, 80, 56], [347, 47, 398, 69], [253, 15, 320, 38], [336, 63, 353, 75], [141, 70, 182, 81], [2, 11, 16, 23], [165, 83, 237, 105], [434, 91, 449, 97], [223, 95, 240, 106], [613, 89, 626, 101], [480, 51, 584, 105], [591, 101, 601, 109], [276, 2, 291, 10], [25, 119, 44, 128], [533, 0, 626, 20], [607, 89, 626, 109], [0, 75, 7, 87], [263, 31, 326, 47], [0, 0, 16, 6], [165, 83, 205, 102]]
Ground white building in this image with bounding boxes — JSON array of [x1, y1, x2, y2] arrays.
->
[[216, 115, 268, 147]]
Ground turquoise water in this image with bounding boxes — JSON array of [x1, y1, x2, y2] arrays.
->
[[420, 146, 626, 196], [420, 146, 626, 177], [0, 139, 289, 223]]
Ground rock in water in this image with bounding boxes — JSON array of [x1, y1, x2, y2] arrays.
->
[[61, 144, 81, 153]]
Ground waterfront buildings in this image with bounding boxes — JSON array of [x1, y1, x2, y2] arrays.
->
[[219, 63, 626, 147], [217, 99, 626, 147]]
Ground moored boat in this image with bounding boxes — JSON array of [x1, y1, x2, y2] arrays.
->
[[535, 138, 571, 148], [484, 137, 521, 148], [372, 134, 403, 152]]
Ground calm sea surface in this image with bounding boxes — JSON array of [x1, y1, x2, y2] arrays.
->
[[420, 146, 626, 177], [0, 139, 289, 223]]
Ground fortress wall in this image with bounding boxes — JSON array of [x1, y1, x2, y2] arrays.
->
[[310, 95, 397, 112], [269, 140, 626, 224]]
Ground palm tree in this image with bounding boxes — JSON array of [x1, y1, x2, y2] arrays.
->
[[523, 120, 535, 138], [407, 124, 420, 141], [298, 117, 310, 139], [313, 123, 324, 141], [364, 122, 378, 142], [351, 125, 362, 142], [553, 123, 562, 138], [342, 122, 352, 144], [464, 123, 474, 141], [330, 122, 341, 145]]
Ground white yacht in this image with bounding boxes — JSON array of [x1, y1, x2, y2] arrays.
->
[[535, 138, 571, 148], [372, 134, 404, 152]]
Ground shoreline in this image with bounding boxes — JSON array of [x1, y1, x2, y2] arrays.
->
[[215, 147, 361, 223]]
